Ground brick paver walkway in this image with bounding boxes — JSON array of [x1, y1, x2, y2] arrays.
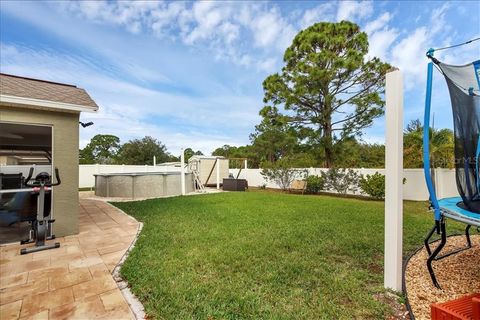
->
[[0, 199, 140, 319]]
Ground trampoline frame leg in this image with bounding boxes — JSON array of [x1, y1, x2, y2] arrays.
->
[[424, 222, 438, 256], [424, 222, 473, 289], [425, 220, 446, 289], [465, 224, 472, 247]]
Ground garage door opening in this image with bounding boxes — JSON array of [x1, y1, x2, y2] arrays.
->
[[0, 122, 53, 244]]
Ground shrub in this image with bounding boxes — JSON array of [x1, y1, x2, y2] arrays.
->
[[305, 175, 325, 194], [359, 172, 385, 199], [359, 172, 407, 199], [260, 158, 307, 191], [321, 168, 360, 194]]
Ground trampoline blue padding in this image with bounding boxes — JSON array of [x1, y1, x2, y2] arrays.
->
[[438, 197, 480, 227]]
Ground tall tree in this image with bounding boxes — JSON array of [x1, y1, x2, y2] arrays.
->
[[262, 21, 390, 167], [183, 148, 203, 162], [79, 134, 120, 164], [403, 119, 454, 168], [250, 106, 298, 163], [118, 136, 175, 165], [211, 144, 259, 168], [211, 145, 233, 158], [332, 137, 385, 168]]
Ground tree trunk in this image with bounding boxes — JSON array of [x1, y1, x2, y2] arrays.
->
[[321, 92, 334, 168], [324, 144, 333, 168], [323, 117, 333, 168]]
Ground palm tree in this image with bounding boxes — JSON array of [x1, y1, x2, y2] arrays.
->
[[403, 119, 454, 169]]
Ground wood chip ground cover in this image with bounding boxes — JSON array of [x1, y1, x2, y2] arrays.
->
[[405, 234, 480, 320]]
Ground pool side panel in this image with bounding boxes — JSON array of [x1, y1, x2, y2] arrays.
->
[[94, 173, 194, 199]]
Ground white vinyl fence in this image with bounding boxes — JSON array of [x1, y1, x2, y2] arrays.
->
[[77, 165, 458, 201], [230, 168, 458, 201], [1, 164, 456, 201]]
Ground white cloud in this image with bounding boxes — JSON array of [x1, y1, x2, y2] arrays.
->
[[238, 54, 252, 67], [251, 11, 279, 48], [219, 22, 240, 44], [429, 3, 450, 36], [57, 1, 297, 68], [300, 3, 335, 29], [390, 27, 429, 89], [364, 12, 391, 34], [249, 7, 296, 51], [276, 27, 298, 54], [3, 0, 473, 146], [79, 105, 243, 154], [183, 1, 228, 44], [364, 12, 398, 61], [367, 28, 399, 61], [388, 2, 456, 90], [0, 43, 261, 154], [63, 0, 162, 34], [150, 2, 188, 38], [17, 0, 468, 87], [337, 1, 373, 22], [256, 58, 277, 73], [70, 1, 109, 21]]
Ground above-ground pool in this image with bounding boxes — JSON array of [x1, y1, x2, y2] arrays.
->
[[94, 172, 194, 199]]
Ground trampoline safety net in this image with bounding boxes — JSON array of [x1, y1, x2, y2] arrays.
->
[[438, 60, 480, 213]]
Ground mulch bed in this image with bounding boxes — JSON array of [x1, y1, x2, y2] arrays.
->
[[405, 234, 480, 320]]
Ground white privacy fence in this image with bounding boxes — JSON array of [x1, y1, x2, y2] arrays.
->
[[230, 168, 458, 201], [77, 165, 459, 201], [2, 165, 458, 201]]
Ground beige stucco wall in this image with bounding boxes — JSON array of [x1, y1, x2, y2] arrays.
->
[[0, 104, 79, 237]]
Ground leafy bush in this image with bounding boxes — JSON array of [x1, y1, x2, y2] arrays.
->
[[261, 158, 307, 191], [359, 172, 407, 199], [321, 168, 360, 194], [305, 175, 325, 194], [359, 172, 385, 199]]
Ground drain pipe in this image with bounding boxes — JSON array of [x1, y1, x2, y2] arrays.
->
[[181, 149, 186, 195]]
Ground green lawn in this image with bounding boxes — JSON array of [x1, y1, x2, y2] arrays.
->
[[113, 191, 462, 319]]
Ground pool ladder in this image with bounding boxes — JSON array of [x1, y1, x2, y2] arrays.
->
[[188, 161, 206, 193]]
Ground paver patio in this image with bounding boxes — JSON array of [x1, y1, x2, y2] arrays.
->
[[0, 198, 140, 319]]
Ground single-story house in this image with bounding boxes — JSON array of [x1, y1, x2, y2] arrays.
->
[[0, 73, 98, 239]]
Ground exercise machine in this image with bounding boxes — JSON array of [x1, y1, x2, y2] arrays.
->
[[0, 167, 61, 254]]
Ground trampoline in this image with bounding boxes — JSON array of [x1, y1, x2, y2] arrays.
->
[[422, 40, 480, 288]]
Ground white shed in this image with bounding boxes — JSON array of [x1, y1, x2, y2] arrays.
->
[[188, 156, 229, 186]]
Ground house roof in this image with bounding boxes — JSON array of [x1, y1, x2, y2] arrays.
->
[[0, 73, 98, 112]]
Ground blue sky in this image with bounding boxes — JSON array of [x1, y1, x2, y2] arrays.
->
[[1, 1, 479, 156]]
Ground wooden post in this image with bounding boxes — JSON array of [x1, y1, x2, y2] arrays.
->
[[384, 69, 404, 292]]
